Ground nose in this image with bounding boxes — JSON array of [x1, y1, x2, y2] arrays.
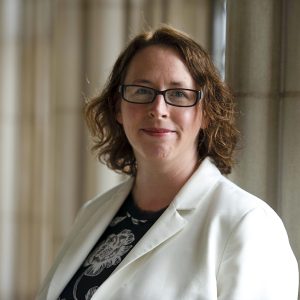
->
[[148, 94, 169, 118]]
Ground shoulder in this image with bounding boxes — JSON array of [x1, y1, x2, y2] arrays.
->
[[212, 173, 275, 217], [190, 158, 275, 219], [209, 167, 297, 271], [210, 172, 287, 238], [215, 177, 299, 299], [213, 175, 286, 241], [191, 158, 286, 237]]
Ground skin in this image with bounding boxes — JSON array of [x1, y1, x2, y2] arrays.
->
[[116, 45, 205, 211]]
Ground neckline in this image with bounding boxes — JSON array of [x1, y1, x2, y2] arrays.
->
[[126, 193, 167, 220]]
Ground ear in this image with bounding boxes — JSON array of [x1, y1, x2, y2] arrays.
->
[[115, 98, 123, 124]]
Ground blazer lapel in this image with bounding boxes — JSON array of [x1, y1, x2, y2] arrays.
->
[[47, 179, 134, 300], [117, 203, 187, 268], [92, 204, 187, 299]]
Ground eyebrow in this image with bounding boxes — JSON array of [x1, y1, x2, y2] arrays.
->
[[131, 79, 152, 85]]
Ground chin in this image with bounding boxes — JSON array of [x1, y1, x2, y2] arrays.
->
[[137, 149, 173, 162], [147, 146, 173, 159]]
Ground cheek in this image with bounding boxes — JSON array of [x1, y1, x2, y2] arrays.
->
[[120, 103, 144, 123], [192, 105, 205, 130], [178, 109, 203, 132], [117, 104, 142, 132]]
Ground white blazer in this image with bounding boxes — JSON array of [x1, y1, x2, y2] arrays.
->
[[37, 158, 299, 300]]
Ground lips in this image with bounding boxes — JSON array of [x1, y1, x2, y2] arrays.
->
[[141, 127, 175, 137], [143, 128, 174, 133]]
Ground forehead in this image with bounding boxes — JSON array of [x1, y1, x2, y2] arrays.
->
[[124, 45, 194, 86], [127, 45, 184, 70]]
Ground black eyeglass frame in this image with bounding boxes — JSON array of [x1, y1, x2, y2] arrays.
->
[[118, 84, 202, 107]]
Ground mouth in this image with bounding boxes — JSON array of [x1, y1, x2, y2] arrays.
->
[[141, 128, 176, 137]]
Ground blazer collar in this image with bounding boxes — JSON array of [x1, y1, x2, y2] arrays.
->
[[173, 157, 221, 210]]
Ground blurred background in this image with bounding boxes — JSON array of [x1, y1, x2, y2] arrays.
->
[[0, 0, 299, 299]]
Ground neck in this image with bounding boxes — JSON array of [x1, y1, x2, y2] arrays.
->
[[132, 157, 200, 212]]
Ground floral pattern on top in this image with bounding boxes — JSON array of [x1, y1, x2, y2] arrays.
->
[[110, 212, 148, 227], [109, 215, 127, 227], [83, 229, 135, 276]]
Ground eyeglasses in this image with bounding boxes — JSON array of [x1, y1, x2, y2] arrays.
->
[[119, 84, 202, 107]]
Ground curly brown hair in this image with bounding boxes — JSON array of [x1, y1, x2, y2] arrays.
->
[[85, 25, 239, 175]]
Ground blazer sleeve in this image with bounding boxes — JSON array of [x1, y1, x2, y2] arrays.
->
[[216, 207, 299, 300]]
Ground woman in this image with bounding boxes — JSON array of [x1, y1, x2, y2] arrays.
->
[[38, 26, 298, 300]]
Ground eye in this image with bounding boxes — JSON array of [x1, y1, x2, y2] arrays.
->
[[169, 89, 188, 98], [174, 91, 185, 97], [134, 87, 152, 95]]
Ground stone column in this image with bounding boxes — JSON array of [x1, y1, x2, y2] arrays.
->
[[225, 0, 282, 210], [16, 0, 86, 296], [165, 0, 212, 51], [279, 0, 300, 277], [226, 0, 300, 292], [0, 1, 21, 298], [82, 0, 126, 202]]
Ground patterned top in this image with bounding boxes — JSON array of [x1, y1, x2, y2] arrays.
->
[[58, 193, 166, 300]]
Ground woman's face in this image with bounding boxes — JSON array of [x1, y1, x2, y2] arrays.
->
[[116, 45, 204, 167]]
